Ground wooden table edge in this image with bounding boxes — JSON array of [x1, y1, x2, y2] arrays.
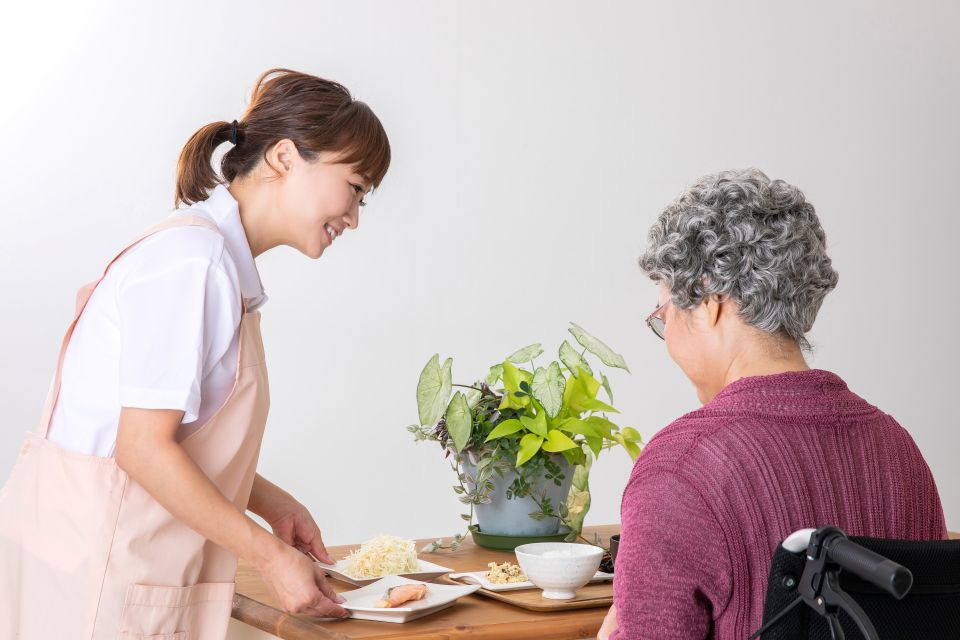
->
[[233, 593, 353, 640], [231, 591, 606, 640]]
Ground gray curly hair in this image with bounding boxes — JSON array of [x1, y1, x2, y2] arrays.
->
[[639, 168, 839, 350]]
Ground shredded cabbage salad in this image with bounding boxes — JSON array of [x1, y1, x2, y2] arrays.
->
[[343, 534, 419, 578]]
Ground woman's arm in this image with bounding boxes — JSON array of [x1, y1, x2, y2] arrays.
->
[[248, 474, 289, 522], [611, 466, 731, 639], [115, 407, 347, 617], [248, 473, 334, 564]]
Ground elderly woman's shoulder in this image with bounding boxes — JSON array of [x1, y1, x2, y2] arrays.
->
[[634, 409, 732, 471], [635, 377, 900, 476]]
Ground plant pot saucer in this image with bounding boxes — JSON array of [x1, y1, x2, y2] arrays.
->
[[468, 525, 570, 551]]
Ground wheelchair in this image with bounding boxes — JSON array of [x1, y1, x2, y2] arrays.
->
[[751, 525, 960, 640]]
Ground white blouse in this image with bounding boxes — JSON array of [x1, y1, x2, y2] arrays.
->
[[47, 184, 268, 457]]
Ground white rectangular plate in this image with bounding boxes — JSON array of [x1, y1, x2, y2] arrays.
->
[[340, 575, 480, 623], [447, 569, 614, 592], [317, 558, 454, 587]]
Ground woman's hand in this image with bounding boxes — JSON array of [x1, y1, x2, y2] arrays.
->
[[248, 474, 333, 564], [246, 477, 344, 617], [597, 604, 618, 640], [265, 496, 333, 565], [115, 410, 346, 617], [257, 541, 349, 618]]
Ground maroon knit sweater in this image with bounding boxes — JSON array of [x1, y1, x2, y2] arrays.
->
[[610, 369, 947, 639]]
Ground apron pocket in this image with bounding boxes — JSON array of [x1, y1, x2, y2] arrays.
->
[[118, 582, 235, 639]]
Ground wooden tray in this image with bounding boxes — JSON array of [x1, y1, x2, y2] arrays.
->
[[440, 575, 612, 612]]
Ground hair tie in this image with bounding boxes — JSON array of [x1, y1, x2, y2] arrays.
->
[[229, 120, 239, 145]]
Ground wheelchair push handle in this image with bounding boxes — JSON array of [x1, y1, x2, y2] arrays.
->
[[753, 526, 915, 640], [826, 536, 913, 600]]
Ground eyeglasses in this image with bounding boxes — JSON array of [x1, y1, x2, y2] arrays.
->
[[645, 299, 670, 340]]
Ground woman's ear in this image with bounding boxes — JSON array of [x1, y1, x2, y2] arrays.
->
[[703, 294, 723, 328], [267, 138, 297, 176]]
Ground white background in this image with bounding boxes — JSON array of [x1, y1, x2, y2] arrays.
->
[[1, 0, 957, 552]]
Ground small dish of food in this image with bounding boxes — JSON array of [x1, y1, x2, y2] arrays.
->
[[316, 534, 454, 586], [449, 559, 613, 592], [340, 576, 480, 623]]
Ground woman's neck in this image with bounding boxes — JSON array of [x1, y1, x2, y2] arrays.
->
[[698, 336, 810, 404], [227, 180, 285, 258]]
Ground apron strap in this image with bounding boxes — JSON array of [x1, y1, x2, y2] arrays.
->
[[37, 214, 224, 439]]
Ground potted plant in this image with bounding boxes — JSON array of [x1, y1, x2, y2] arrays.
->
[[407, 323, 642, 551]]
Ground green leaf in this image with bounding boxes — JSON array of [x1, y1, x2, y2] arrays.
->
[[621, 427, 642, 443], [568, 323, 630, 372], [465, 385, 482, 409], [484, 418, 523, 442], [520, 412, 548, 438], [584, 416, 617, 438], [576, 369, 602, 400], [562, 368, 603, 414], [557, 418, 601, 438], [541, 429, 578, 453], [507, 343, 543, 364], [583, 398, 619, 413], [573, 448, 593, 490], [612, 432, 642, 462], [498, 394, 524, 411], [531, 362, 565, 418], [559, 340, 593, 377], [485, 364, 504, 386], [416, 355, 453, 426], [585, 435, 603, 457], [561, 375, 578, 412], [499, 361, 533, 410], [601, 373, 614, 404], [502, 360, 532, 391], [561, 446, 587, 467], [564, 453, 593, 538], [445, 392, 472, 452], [515, 434, 544, 467]]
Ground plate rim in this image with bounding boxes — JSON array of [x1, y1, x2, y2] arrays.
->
[[339, 576, 480, 612], [317, 558, 455, 584], [345, 600, 458, 623]]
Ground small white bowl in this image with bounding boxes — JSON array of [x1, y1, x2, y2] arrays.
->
[[514, 542, 604, 600]]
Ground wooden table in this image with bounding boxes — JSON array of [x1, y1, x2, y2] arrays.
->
[[232, 524, 619, 640], [233, 527, 960, 639]]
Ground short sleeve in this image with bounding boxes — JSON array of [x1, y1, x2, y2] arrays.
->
[[610, 465, 732, 639], [117, 228, 241, 424]]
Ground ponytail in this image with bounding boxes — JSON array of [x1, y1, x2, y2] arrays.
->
[[174, 121, 236, 207], [173, 68, 390, 209]]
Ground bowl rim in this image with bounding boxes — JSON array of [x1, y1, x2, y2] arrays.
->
[[514, 542, 605, 558]]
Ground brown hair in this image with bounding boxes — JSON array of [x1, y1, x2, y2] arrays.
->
[[174, 68, 391, 208]]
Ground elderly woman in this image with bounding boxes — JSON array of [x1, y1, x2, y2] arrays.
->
[[599, 169, 947, 639]]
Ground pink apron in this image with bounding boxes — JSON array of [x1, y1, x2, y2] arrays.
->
[[0, 214, 270, 639]]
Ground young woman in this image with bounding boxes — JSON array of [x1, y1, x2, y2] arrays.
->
[[0, 68, 390, 639]]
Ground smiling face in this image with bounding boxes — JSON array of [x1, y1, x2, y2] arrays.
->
[[273, 143, 371, 259]]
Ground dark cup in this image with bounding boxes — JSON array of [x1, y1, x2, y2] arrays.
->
[[609, 534, 620, 568]]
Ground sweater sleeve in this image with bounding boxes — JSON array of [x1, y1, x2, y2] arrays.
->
[[610, 463, 732, 640]]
